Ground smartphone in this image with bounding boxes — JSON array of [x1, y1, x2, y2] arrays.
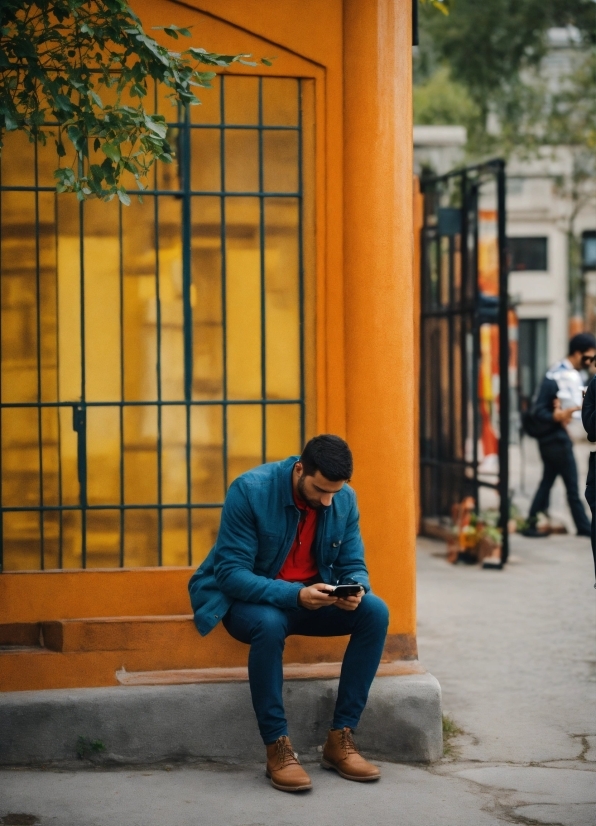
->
[[325, 584, 364, 598]]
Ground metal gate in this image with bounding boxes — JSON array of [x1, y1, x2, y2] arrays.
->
[[419, 160, 511, 564], [0, 76, 307, 572]]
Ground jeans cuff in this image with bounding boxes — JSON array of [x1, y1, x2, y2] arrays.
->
[[260, 727, 288, 745]]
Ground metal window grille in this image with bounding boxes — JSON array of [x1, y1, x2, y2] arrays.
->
[[0, 76, 306, 571]]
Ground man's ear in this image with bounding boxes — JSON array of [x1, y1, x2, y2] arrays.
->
[[294, 461, 303, 476]]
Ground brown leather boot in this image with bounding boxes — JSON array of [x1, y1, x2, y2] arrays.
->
[[265, 736, 312, 792], [321, 727, 381, 782]]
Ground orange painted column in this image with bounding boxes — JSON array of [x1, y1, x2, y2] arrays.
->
[[343, 0, 416, 646]]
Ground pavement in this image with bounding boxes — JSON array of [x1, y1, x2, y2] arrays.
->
[[1, 491, 595, 825]]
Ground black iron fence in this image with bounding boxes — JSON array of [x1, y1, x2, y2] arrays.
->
[[419, 160, 510, 564]]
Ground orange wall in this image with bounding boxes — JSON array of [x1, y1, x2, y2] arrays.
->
[[134, 0, 417, 639], [343, 0, 416, 637], [1, 1, 418, 662], [0, 569, 192, 623]]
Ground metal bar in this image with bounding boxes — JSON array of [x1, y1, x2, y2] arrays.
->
[[420, 306, 477, 319], [154, 182, 163, 566], [297, 79, 306, 448], [72, 403, 87, 503], [425, 195, 436, 513], [154, 80, 163, 567], [2, 503, 227, 512], [434, 209, 442, 518], [420, 158, 506, 187], [182, 106, 194, 403], [0, 398, 303, 409], [469, 182, 481, 514], [181, 104, 193, 565], [419, 187, 428, 518], [0, 157, 3, 572], [33, 141, 45, 569], [496, 161, 510, 565], [258, 77, 267, 464], [420, 461, 500, 491], [180, 123, 300, 131], [447, 234, 456, 469], [477, 480, 501, 491], [0, 186, 301, 197], [3, 120, 300, 133], [220, 76, 229, 494], [421, 457, 480, 468], [118, 202, 125, 567], [459, 173, 470, 484], [53, 188, 64, 568], [0, 121, 299, 132], [412, 0, 419, 46], [78, 178, 87, 568]]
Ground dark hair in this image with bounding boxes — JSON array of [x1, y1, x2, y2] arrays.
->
[[568, 332, 596, 355], [300, 434, 353, 481]]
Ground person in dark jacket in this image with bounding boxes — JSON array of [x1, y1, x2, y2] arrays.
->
[[581, 373, 596, 582], [523, 333, 596, 538]]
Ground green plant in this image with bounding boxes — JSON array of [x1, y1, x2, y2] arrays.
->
[[414, 65, 480, 128], [0, 1, 272, 202], [442, 713, 463, 757], [76, 735, 106, 759]]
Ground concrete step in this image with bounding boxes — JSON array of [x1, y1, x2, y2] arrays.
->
[[0, 672, 443, 766]]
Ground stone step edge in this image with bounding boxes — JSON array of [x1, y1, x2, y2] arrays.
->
[[116, 659, 426, 686]]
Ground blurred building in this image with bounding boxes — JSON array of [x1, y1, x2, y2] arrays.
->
[[413, 125, 467, 178]]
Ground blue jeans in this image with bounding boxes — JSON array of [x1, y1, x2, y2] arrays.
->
[[222, 594, 389, 744], [587, 484, 595, 579]]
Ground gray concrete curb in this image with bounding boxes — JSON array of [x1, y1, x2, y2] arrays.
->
[[0, 673, 442, 766]]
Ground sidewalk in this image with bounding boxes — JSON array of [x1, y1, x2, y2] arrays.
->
[[1, 533, 595, 826]]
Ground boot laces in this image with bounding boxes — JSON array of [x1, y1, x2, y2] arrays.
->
[[276, 737, 300, 767], [340, 727, 360, 756]]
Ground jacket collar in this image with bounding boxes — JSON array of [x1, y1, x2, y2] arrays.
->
[[282, 455, 300, 508]]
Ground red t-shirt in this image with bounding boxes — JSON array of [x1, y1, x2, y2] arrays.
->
[[276, 491, 319, 582]]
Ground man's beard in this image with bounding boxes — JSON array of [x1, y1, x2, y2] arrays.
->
[[296, 474, 326, 510]]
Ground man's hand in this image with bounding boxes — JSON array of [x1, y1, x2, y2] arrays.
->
[[335, 589, 364, 612], [298, 583, 338, 610], [553, 398, 580, 426]]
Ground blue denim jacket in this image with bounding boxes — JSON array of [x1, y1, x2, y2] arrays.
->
[[188, 456, 370, 636]]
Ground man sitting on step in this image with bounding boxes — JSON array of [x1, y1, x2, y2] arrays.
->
[[189, 434, 389, 792]]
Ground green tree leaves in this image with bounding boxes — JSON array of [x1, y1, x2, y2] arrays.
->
[[0, 1, 272, 201], [415, 0, 596, 159]]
